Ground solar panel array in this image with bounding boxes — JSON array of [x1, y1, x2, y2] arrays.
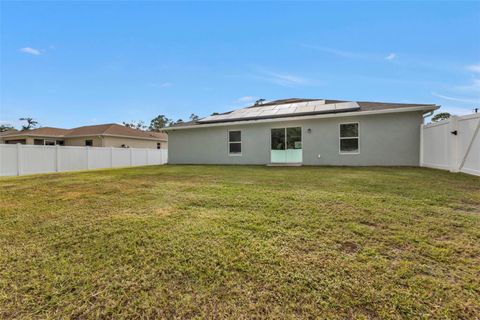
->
[[198, 100, 360, 123]]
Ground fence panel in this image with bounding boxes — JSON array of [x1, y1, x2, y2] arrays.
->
[[0, 144, 167, 176], [0, 144, 18, 176], [112, 148, 131, 167], [21, 145, 57, 175], [88, 147, 111, 169], [458, 114, 480, 176], [421, 113, 480, 176], [58, 146, 89, 172], [132, 149, 148, 166]]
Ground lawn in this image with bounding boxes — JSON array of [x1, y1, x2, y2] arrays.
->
[[0, 165, 479, 319]]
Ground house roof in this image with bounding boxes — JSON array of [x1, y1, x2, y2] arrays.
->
[[0, 127, 70, 138], [165, 98, 439, 130], [0, 130, 19, 136], [0, 124, 168, 141]]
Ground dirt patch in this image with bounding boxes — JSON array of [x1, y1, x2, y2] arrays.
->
[[340, 241, 361, 254]]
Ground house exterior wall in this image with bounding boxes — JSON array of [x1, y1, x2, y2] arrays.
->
[[102, 136, 164, 149], [1, 135, 166, 149], [64, 137, 103, 147], [168, 111, 424, 166]]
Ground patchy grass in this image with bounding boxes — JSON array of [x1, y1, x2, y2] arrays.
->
[[0, 165, 479, 319]]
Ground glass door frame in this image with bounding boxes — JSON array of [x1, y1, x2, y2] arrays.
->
[[270, 126, 303, 164]]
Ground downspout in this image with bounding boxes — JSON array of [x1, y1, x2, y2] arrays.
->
[[423, 110, 434, 124]]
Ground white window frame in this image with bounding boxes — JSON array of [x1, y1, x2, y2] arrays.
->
[[228, 129, 242, 156], [339, 122, 360, 155]]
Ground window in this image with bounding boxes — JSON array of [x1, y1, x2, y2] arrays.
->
[[44, 140, 56, 146], [5, 139, 26, 144], [228, 130, 242, 155], [157, 143, 161, 149], [34, 139, 44, 145], [56, 140, 64, 146], [339, 123, 359, 154], [85, 140, 93, 146]]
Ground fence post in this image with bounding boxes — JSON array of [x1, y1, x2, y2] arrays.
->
[[448, 116, 460, 173], [86, 147, 90, 170], [110, 147, 114, 168], [55, 145, 60, 172], [419, 123, 424, 167], [16, 143, 22, 176]]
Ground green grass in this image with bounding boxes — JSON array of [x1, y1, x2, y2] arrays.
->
[[1, 165, 479, 319]]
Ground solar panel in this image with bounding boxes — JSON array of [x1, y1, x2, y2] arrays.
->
[[198, 100, 360, 123]]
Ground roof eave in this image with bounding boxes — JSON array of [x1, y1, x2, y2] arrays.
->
[[63, 133, 167, 141], [0, 134, 65, 139]]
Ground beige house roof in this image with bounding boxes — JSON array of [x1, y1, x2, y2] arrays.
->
[[0, 124, 168, 141]]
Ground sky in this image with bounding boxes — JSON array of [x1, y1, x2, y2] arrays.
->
[[1, 1, 479, 129]]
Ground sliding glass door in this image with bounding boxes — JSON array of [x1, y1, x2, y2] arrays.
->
[[270, 127, 302, 163]]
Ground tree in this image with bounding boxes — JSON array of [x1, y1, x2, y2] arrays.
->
[[189, 113, 199, 121], [254, 99, 266, 106], [149, 115, 171, 131], [432, 112, 451, 122], [0, 124, 16, 132], [211, 112, 220, 116], [19, 117, 38, 130], [122, 121, 147, 130]]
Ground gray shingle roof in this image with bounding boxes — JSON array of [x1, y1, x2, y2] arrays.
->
[[173, 98, 438, 127]]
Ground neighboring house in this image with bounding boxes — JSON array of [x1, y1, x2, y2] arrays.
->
[[0, 123, 168, 149], [165, 98, 438, 166]]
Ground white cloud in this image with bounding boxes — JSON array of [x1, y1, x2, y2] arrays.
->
[[255, 70, 309, 87], [150, 82, 173, 88], [301, 44, 365, 60], [431, 92, 480, 104], [385, 53, 397, 61], [455, 79, 480, 93], [236, 96, 257, 103], [19, 47, 42, 55], [271, 73, 306, 85], [466, 64, 480, 73]]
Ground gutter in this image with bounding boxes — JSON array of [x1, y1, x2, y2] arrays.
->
[[164, 105, 439, 131], [64, 133, 167, 141]]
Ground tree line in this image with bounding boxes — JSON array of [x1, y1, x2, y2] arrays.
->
[[122, 113, 200, 132], [0, 114, 202, 133]]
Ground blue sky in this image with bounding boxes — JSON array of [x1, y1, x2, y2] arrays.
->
[[1, 1, 479, 129]]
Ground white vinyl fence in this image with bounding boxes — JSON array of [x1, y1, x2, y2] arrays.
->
[[421, 113, 480, 176], [0, 144, 168, 176]]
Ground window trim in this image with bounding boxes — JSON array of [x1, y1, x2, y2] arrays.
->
[[228, 129, 242, 156], [339, 122, 360, 155]]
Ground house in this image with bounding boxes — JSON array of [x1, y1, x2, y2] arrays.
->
[[165, 98, 438, 166], [0, 123, 168, 149]]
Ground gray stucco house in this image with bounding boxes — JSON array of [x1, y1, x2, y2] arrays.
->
[[165, 98, 438, 166]]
